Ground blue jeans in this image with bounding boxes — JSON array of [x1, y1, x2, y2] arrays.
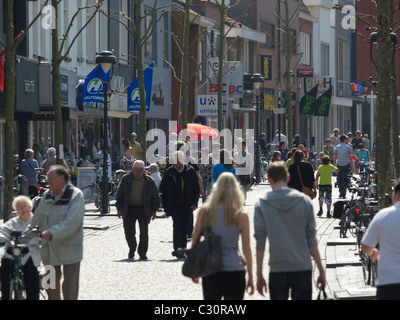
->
[[377, 283, 400, 300], [269, 270, 312, 300]]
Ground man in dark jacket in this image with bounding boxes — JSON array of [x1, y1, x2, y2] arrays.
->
[[116, 160, 160, 260], [160, 151, 200, 258]]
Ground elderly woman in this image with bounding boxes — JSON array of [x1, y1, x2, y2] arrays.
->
[[0, 196, 41, 300]]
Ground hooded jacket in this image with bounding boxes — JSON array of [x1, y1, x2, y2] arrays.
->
[[254, 187, 317, 273]]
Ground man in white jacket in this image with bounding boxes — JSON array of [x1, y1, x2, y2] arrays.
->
[[31, 165, 85, 300]]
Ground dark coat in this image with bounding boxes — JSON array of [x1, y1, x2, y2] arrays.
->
[[288, 162, 315, 191], [160, 165, 200, 216], [115, 172, 160, 223]]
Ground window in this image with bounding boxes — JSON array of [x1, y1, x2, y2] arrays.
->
[[321, 43, 329, 76], [144, 7, 157, 62], [299, 32, 310, 65], [86, 0, 98, 61], [337, 39, 350, 96], [260, 21, 274, 48], [162, 11, 169, 66]]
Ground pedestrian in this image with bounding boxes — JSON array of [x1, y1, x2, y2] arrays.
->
[[32, 143, 43, 168], [361, 179, 400, 300], [121, 139, 131, 158], [285, 148, 298, 168], [30, 165, 84, 300], [272, 130, 288, 147], [292, 134, 301, 148], [334, 134, 353, 198], [41, 147, 68, 174], [330, 128, 340, 147], [277, 141, 289, 162], [199, 147, 212, 202], [0, 196, 41, 300], [315, 155, 338, 218], [271, 151, 281, 162], [356, 143, 372, 172], [352, 130, 363, 154], [317, 151, 325, 168], [288, 150, 316, 196], [298, 144, 309, 161], [129, 132, 143, 161], [212, 149, 236, 185], [323, 138, 335, 163], [115, 160, 160, 260], [254, 161, 326, 300], [234, 141, 254, 202], [191, 172, 254, 300], [363, 134, 370, 152], [20, 148, 39, 197], [259, 132, 267, 155], [160, 151, 200, 258], [148, 163, 162, 190]]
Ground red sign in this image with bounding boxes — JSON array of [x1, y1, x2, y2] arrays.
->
[[297, 68, 313, 77]]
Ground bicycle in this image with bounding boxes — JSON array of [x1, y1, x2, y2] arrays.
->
[[0, 225, 42, 300], [353, 193, 390, 286]]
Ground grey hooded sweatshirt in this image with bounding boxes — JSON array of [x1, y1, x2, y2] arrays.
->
[[254, 187, 318, 273]]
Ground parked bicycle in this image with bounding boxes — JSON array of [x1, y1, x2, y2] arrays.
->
[[0, 225, 42, 300]]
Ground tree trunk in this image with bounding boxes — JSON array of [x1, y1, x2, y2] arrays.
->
[[217, 0, 225, 132], [181, 0, 191, 131], [3, 0, 16, 221], [284, 0, 293, 149], [376, 1, 393, 201]]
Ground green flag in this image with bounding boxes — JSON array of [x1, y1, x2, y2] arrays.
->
[[299, 84, 318, 115], [312, 87, 333, 117]]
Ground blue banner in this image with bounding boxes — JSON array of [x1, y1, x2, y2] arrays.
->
[[82, 65, 110, 103], [127, 63, 154, 112]]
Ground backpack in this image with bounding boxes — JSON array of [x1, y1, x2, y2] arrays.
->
[[333, 201, 345, 219]]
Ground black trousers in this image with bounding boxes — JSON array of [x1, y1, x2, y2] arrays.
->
[[377, 283, 400, 300], [172, 206, 190, 251], [269, 270, 312, 300], [123, 205, 148, 258], [202, 271, 246, 300], [1, 257, 40, 300], [337, 164, 350, 196]]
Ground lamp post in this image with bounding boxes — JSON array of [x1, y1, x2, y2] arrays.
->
[[250, 73, 264, 184], [95, 50, 117, 214]]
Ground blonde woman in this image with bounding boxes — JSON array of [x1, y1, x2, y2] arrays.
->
[[191, 172, 254, 300]]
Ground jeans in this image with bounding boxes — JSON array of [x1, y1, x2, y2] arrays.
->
[[269, 270, 312, 300], [377, 283, 400, 300], [202, 271, 246, 300], [337, 164, 350, 196]]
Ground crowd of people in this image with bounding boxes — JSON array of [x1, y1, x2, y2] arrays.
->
[[2, 127, 400, 301]]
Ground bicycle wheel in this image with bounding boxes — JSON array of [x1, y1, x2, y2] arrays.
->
[[81, 185, 96, 204], [339, 208, 355, 238]]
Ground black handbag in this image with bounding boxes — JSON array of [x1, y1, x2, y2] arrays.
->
[[182, 227, 222, 279]]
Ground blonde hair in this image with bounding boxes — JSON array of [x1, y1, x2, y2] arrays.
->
[[202, 172, 244, 228]]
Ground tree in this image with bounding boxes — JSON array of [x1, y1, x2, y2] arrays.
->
[[51, 0, 103, 165], [1, 0, 49, 221], [101, 0, 165, 159]]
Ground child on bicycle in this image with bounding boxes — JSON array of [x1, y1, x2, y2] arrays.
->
[[315, 156, 338, 218], [0, 196, 41, 300]]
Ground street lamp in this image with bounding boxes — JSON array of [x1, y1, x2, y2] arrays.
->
[[96, 50, 117, 214], [361, 81, 370, 103], [369, 28, 398, 68], [250, 73, 264, 184]]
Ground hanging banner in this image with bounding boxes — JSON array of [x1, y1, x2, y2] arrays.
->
[[207, 58, 243, 97], [312, 86, 333, 117], [82, 65, 110, 103], [299, 84, 318, 115], [260, 55, 272, 81], [127, 62, 154, 112]]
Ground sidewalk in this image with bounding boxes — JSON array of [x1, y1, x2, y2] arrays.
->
[[80, 175, 377, 300]]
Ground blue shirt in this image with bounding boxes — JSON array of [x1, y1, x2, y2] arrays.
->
[[212, 163, 236, 185], [334, 143, 352, 166]]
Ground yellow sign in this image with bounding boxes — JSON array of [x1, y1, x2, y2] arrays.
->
[[263, 89, 275, 111]]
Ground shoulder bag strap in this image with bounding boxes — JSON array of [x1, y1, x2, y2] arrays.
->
[[296, 164, 304, 188]]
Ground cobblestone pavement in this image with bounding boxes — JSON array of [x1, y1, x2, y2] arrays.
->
[[79, 175, 375, 300]]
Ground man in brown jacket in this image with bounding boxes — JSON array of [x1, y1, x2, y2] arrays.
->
[[115, 160, 160, 260]]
